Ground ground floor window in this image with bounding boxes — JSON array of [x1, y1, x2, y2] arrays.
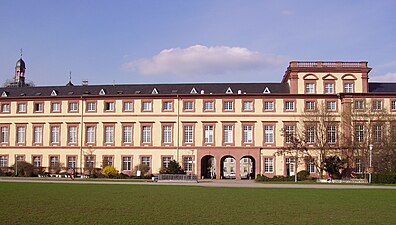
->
[[68, 156, 76, 169], [122, 156, 132, 171], [183, 156, 193, 172], [264, 158, 274, 173]]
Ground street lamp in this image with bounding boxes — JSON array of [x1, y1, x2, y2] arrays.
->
[[369, 144, 373, 184]]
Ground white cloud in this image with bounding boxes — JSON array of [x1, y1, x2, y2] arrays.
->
[[122, 45, 288, 76], [370, 73, 396, 82]]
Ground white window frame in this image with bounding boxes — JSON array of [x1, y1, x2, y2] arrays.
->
[[243, 125, 253, 144], [223, 101, 234, 111], [184, 125, 194, 144], [204, 125, 214, 144], [163, 125, 172, 144], [223, 125, 234, 144]]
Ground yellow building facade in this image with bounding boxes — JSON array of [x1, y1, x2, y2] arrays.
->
[[0, 59, 392, 179]]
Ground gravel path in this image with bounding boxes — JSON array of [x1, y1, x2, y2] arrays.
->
[[1, 178, 396, 189]]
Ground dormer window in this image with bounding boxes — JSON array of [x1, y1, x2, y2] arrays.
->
[[99, 89, 106, 95], [151, 88, 159, 94]]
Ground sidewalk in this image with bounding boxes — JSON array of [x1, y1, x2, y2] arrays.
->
[[1, 178, 396, 189]]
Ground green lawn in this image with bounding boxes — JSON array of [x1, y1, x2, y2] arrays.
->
[[0, 182, 395, 225]]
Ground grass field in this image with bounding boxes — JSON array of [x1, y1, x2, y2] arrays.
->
[[0, 182, 395, 225]]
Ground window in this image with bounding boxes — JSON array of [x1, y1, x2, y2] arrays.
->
[[372, 100, 382, 110], [86, 126, 95, 144], [51, 126, 60, 144], [243, 101, 253, 111], [163, 101, 173, 111], [183, 156, 193, 172], [305, 101, 316, 111], [34, 102, 43, 112], [223, 101, 234, 111], [49, 156, 59, 168], [355, 159, 363, 174], [67, 156, 76, 169], [307, 160, 316, 173], [392, 100, 396, 111], [327, 125, 337, 144], [204, 125, 214, 144], [51, 103, 61, 112], [17, 103, 26, 113], [243, 125, 253, 144], [85, 156, 95, 168], [16, 155, 24, 161], [1, 103, 10, 113], [392, 126, 396, 143], [32, 156, 41, 167], [105, 102, 115, 111], [306, 126, 315, 144], [285, 101, 295, 111], [141, 156, 151, 167], [17, 126, 25, 144], [344, 83, 353, 93], [68, 126, 77, 144], [1, 126, 9, 143], [204, 101, 214, 111], [354, 100, 364, 110], [123, 101, 133, 111], [285, 125, 295, 144], [163, 125, 172, 144], [184, 125, 194, 144], [324, 83, 334, 94], [374, 125, 383, 143], [104, 126, 114, 144], [264, 158, 274, 173], [142, 126, 152, 144], [223, 125, 233, 144], [69, 102, 78, 112], [162, 157, 171, 168], [33, 126, 43, 144], [103, 156, 113, 167], [326, 101, 336, 111], [264, 125, 274, 143], [355, 125, 364, 143], [123, 126, 132, 144], [305, 83, 315, 94], [122, 156, 132, 170], [0, 156, 8, 167], [184, 101, 194, 111], [87, 102, 96, 112], [264, 101, 274, 111], [142, 101, 152, 111]]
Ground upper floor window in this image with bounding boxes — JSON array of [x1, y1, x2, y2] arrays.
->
[[305, 101, 316, 111], [163, 101, 173, 111], [17, 103, 26, 113], [372, 100, 383, 110], [243, 101, 253, 111], [105, 102, 115, 111], [184, 101, 194, 111], [69, 102, 78, 112], [204, 101, 214, 111], [87, 102, 96, 112], [285, 101, 295, 111], [142, 126, 152, 143], [223, 101, 234, 111], [264, 101, 274, 111], [86, 126, 95, 144], [204, 125, 214, 144], [392, 100, 396, 111], [163, 125, 173, 144], [1, 103, 10, 113], [305, 83, 315, 94], [355, 124, 364, 143], [354, 100, 364, 110], [306, 126, 316, 144], [123, 101, 133, 111], [243, 125, 253, 144], [344, 83, 353, 93], [327, 125, 337, 144], [51, 103, 61, 112], [51, 126, 60, 144], [264, 125, 274, 143], [285, 125, 295, 144], [183, 125, 194, 144], [1, 126, 9, 144], [104, 126, 114, 144], [16, 126, 26, 144], [324, 83, 334, 94], [223, 125, 234, 144], [34, 103, 43, 113], [142, 101, 152, 111], [326, 101, 337, 111]]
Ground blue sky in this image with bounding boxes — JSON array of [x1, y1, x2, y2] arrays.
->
[[1, 0, 396, 86]]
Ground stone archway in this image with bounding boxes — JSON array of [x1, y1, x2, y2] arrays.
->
[[240, 156, 256, 179], [201, 155, 216, 179], [220, 155, 236, 179]]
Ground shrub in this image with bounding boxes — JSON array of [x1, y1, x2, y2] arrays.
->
[[372, 173, 396, 184], [159, 160, 185, 174], [133, 164, 150, 176], [256, 174, 294, 182], [297, 170, 310, 181], [12, 161, 35, 177], [102, 166, 119, 178]]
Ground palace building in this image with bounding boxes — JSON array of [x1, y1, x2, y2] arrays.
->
[[0, 57, 394, 179]]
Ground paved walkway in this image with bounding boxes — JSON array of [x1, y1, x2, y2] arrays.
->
[[1, 178, 396, 189]]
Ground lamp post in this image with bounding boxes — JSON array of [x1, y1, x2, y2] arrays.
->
[[369, 144, 373, 184], [191, 150, 194, 181]]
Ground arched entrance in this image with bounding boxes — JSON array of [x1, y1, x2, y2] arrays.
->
[[240, 156, 255, 179], [201, 155, 216, 179], [221, 155, 236, 179]]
